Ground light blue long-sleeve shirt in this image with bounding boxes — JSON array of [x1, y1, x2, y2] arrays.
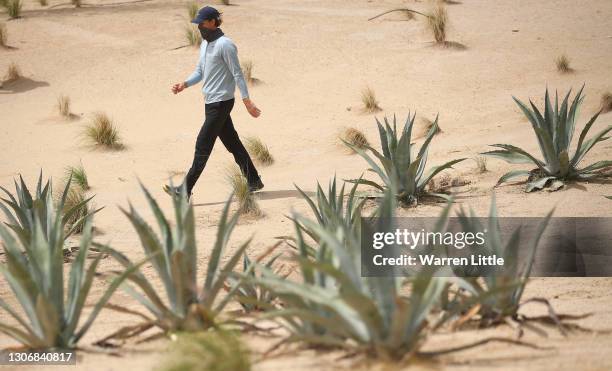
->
[[185, 35, 250, 104]]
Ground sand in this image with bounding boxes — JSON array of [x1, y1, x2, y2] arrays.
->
[[1, 0, 612, 369]]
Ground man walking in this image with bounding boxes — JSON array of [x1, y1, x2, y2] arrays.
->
[[167, 6, 264, 198]]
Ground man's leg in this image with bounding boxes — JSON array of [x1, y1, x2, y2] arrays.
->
[[183, 100, 233, 194], [218, 113, 262, 187]]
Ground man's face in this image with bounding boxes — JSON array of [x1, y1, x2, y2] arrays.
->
[[198, 19, 216, 30]]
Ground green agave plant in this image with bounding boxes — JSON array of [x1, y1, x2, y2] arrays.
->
[[255, 184, 450, 359], [227, 252, 283, 313], [345, 114, 465, 207], [0, 172, 101, 246], [102, 184, 250, 333], [445, 196, 553, 327], [0, 191, 138, 348], [284, 176, 365, 257], [484, 86, 612, 192]]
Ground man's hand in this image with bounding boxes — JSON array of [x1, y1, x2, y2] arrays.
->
[[172, 82, 187, 95], [243, 98, 261, 118]]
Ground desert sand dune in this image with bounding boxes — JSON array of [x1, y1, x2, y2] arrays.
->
[[1, 0, 612, 369]]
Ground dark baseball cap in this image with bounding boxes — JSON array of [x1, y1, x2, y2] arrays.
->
[[191, 6, 221, 24]]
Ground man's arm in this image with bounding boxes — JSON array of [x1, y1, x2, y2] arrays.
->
[[221, 40, 261, 117], [172, 44, 204, 94]]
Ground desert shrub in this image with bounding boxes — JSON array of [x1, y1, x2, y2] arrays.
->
[[339, 127, 369, 152], [161, 331, 250, 371], [57, 95, 71, 117], [244, 136, 273, 166], [71, 0, 81, 8], [483, 86, 612, 191], [555, 54, 572, 73], [345, 113, 465, 206], [185, 24, 202, 47], [0, 182, 133, 348], [84, 112, 123, 149], [101, 184, 250, 334], [361, 86, 381, 113], [427, 2, 447, 43], [225, 165, 261, 216]]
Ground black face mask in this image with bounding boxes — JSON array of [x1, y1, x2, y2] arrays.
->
[[198, 26, 224, 42]]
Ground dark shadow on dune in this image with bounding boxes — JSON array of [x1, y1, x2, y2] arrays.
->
[[255, 189, 314, 201], [193, 189, 315, 208], [0, 78, 49, 94], [443, 0, 462, 5], [1, 45, 18, 51], [435, 41, 468, 50]]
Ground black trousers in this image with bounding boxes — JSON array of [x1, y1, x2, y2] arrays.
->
[[184, 98, 260, 194]]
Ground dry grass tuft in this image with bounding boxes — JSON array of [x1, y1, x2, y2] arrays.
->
[[71, 0, 81, 8], [5, 0, 22, 19], [160, 331, 250, 371], [0, 23, 7, 48], [5, 62, 21, 82], [225, 165, 262, 217], [361, 86, 381, 113], [61, 186, 91, 234], [244, 136, 274, 166], [84, 112, 124, 150], [420, 117, 442, 135], [473, 156, 488, 174], [427, 2, 448, 43], [600, 92, 612, 113], [340, 127, 369, 152], [241, 60, 256, 85], [57, 95, 71, 118], [428, 172, 452, 193], [187, 1, 199, 20], [555, 54, 573, 74], [65, 163, 90, 191], [185, 24, 202, 47]]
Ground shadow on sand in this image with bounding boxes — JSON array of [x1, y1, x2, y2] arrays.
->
[[0, 77, 50, 94], [193, 189, 315, 207]]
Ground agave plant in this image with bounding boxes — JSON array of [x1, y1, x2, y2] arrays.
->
[[441, 196, 553, 330], [0, 193, 138, 348], [255, 183, 451, 359], [288, 176, 365, 255], [101, 184, 250, 335], [0, 172, 101, 246], [227, 252, 284, 312], [346, 114, 465, 207], [484, 86, 612, 192]]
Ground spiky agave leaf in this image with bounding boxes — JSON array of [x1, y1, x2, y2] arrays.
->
[[484, 86, 612, 191], [107, 184, 250, 332], [0, 172, 102, 246], [0, 193, 140, 348], [253, 184, 452, 359], [452, 195, 553, 323], [345, 113, 465, 206], [227, 252, 284, 312]]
